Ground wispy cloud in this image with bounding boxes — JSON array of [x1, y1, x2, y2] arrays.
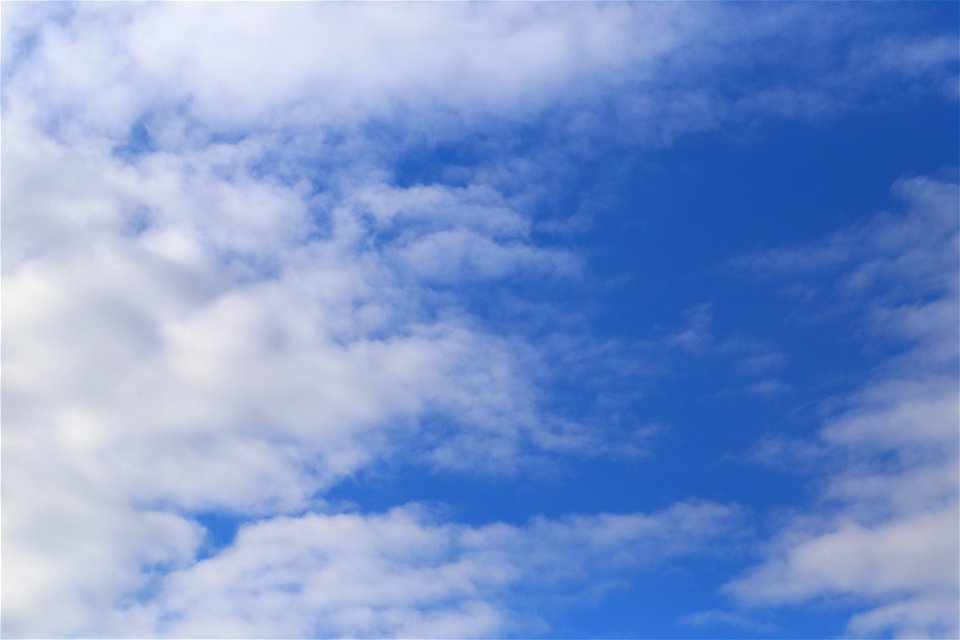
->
[[725, 176, 959, 638], [680, 608, 778, 635]]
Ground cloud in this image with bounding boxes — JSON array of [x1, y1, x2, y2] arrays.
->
[[726, 176, 959, 638], [0, 111, 623, 636], [6, 502, 739, 638], [744, 379, 792, 397], [1, 3, 678, 141], [4, 4, 954, 150], [680, 609, 778, 635], [2, 109, 589, 483], [2, 4, 956, 638]]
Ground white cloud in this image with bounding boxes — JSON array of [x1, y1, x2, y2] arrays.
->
[[730, 505, 958, 602], [745, 379, 792, 397], [2, 3, 685, 142], [4, 4, 954, 150], [95, 502, 738, 639], [726, 176, 959, 638], [680, 608, 778, 635], [1, 440, 203, 638], [3, 115, 591, 515], [0, 113, 605, 636], [846, 593, 960, 640]]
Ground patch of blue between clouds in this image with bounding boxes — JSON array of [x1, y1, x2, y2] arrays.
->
[[113, 118, 157, 159], [192, 511, 248, 557]]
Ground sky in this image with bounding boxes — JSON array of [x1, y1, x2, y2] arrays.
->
[[1, 3, 958, 639]]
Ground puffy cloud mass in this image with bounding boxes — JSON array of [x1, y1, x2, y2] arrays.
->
[[1, 97, 609, 637]]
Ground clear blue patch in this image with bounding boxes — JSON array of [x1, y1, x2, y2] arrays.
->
[[191, 511, 250, 558], [113, 118, 157, 159]]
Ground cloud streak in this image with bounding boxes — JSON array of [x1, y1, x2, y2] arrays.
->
[[727, 176, 959, 638]]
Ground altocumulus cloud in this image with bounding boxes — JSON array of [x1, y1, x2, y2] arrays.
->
[[729, 176, 960, 638], [97, 502, 737, 638], [1, 3, 958, 638]]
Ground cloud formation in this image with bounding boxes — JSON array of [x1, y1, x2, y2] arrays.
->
[[728, 176, 960, 638], [92, 502, 738, 638], [2, 3, 957, 638]]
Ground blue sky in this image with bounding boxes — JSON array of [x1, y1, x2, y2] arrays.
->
[[2, 3, 958, 639]]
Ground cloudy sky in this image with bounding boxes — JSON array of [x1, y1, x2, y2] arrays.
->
[[2, 3, 958, 639]]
